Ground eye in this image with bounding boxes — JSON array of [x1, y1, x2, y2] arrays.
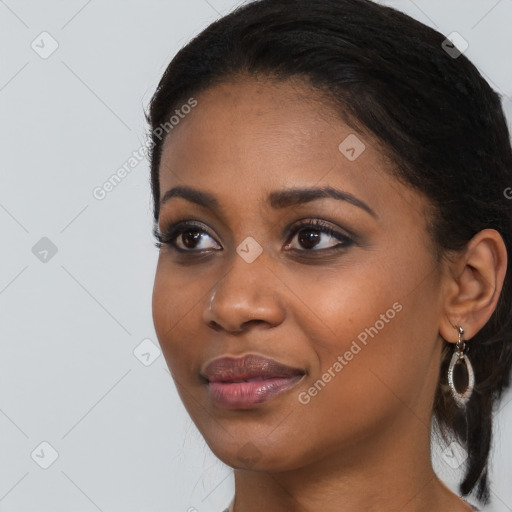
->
[[154, 218, 354, 254], [153, 221, 221, 252], [284, 219, 354, 252]]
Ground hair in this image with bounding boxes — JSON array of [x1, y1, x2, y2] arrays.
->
[[146, 0, 512, 504]]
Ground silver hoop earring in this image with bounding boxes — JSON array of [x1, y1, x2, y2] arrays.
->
[[447, 326, 475, 408]]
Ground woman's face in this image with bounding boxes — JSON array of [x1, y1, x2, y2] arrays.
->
[[152, 78, 447, 471]]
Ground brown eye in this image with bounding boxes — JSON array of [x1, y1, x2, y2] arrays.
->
[[154, 221, 221, 252], [178, 229, 205, 249], [284, 220, 354, 252]]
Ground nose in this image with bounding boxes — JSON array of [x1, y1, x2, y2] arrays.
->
[[203, 250, 286, 333]]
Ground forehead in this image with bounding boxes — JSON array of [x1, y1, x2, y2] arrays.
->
[[157, 78, 418, 219], [160, 78, 347, 168]]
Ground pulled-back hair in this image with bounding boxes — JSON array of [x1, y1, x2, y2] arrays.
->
[[146, 0, 512, 503]]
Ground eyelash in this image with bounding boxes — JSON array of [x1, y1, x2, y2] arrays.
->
[[153, 218, 354, 254]]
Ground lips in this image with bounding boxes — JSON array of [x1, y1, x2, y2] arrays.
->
[[201, 354, 305, 409], [202, 354, 304, 382]]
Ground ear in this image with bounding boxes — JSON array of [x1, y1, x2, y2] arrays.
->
[[439, 228, 508, 343]]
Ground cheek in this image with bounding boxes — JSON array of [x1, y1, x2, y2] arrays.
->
[[152, 262, 176, 344], [290, 246, 440, 394], [151, 259, 206, 371], [299, 267, 440, 432]]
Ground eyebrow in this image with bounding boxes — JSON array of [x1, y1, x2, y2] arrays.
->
[[160, 185, 377, 218]]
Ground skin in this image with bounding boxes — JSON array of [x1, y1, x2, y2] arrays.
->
[[152, 77, 507, 512]]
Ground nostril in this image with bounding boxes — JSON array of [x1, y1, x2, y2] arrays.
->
[[208, 320, 223, 331]]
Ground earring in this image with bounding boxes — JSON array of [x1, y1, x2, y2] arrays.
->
[[447, 326, 475, 408]]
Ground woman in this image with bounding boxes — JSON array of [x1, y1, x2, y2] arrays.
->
[[147, 0, 512, 510]]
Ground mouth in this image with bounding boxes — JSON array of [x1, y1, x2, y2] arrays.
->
[[201, 354, 306, 410]]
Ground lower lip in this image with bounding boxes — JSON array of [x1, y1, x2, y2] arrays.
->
[[208, 375, 304, 409]]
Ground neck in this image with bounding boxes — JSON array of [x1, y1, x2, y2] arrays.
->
[[230, 411, 473, 512]]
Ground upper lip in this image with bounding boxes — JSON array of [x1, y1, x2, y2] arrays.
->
[[201, 354, 305, 383]]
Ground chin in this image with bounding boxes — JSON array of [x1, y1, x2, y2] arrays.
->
[[201, 431, 312, 473]]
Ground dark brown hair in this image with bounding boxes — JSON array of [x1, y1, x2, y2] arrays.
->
[[146, 0, 512, 503]]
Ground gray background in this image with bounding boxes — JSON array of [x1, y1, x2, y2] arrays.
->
[[1, 1, 511, 511]]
